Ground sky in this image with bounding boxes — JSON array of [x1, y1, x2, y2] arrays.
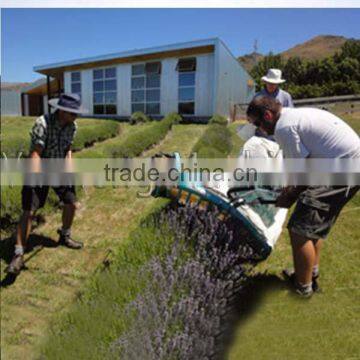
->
[[1, 8, 360, 82]]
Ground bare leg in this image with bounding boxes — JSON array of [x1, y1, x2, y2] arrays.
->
[[7, 211, 33, 273], [16, 211, 33, 248], [62, 203, 76, 230], [289, 230, 316, 285], [313, 239, 324, 268], [58, 203, 82, 249]]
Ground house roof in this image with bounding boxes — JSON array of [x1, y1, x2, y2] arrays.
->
[[34, 38, 219, 77], [22, 78, 60, 95]]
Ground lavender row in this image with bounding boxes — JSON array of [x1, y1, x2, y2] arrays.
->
[[111, 205, 256, 359]]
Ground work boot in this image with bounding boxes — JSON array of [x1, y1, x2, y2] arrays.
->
[[5, 255, 25, 275], [57, 229, 83, 250]]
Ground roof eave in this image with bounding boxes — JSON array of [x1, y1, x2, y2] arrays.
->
[[34, 38, 219, 75]]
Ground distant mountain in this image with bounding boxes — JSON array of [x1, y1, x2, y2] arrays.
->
[[1, 82, 32, 92], [238, 35, 349, 71], [281, 35, 347, 60]]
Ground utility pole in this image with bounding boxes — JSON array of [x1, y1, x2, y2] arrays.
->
[[253, 39, 258, 54]]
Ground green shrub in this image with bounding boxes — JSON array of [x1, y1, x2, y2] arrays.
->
[[166, 112, 182, 124], [71, 120, 120, 151], [130, 112, 150, 125], [209, 114, 228, 126], [111, 113, 177, 157]]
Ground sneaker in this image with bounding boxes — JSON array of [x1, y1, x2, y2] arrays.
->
[[5, 255, 25, 275], [282, 269, 314, 298], [312, 274, 321, 293], [282, 269, 321, 293], [57, 229, 83, 250]]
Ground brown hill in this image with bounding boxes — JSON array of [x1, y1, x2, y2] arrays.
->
[[1, 82, 31, 91], [281, 35, 347, 61], [238, 35, 349, 71], [238, 52, 264, 72]]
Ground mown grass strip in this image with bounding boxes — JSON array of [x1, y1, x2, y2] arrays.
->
[[192, 123, 232, 158]]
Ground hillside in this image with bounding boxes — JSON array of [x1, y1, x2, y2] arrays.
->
[[239, 35, 349, 71], [238, 52, 264, 72], [1, 82, 31, 92], [281, 35, 347, 60]]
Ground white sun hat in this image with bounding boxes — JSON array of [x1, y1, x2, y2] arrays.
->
[[48, 93, 88, 114], [261, 69, 286, 84]]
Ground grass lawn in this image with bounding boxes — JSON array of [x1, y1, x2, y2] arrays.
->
[[227, 110, 360, 359]]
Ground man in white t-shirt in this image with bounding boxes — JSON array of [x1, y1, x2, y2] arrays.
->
[[246, 96, 360, 297]]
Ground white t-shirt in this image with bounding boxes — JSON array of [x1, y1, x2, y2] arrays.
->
[[274, 107, 360, 158], [241, 136, 281, 158]]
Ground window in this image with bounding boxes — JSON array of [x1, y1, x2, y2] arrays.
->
[[71, 72, 81, 97], [176, 57, 196, 72], [177, 58, 196, 115], [131, 62, 161, 115], [93, 67, 117, 115]]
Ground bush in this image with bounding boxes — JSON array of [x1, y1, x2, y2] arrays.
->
[[209, 114, 228, 126], [71, 120, 120, 151], [130, 112, 150, 125], [166, 112, 182, 124], [110, 113, 177, 157]]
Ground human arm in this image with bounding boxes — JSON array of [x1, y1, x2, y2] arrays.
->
[[275, 185, 307, 208]]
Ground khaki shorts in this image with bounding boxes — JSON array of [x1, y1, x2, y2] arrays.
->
[[288, 186, 359, 240]]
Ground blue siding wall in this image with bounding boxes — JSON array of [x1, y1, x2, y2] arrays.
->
[[214, 40, 255, 118]]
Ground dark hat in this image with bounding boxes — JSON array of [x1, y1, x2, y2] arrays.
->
[[48, 93, 88, 114]]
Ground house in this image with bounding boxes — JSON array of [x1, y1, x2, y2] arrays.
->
[[21, 38, 255, 121]]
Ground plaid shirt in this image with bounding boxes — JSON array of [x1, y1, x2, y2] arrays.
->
[[30, 113, 77, 158]]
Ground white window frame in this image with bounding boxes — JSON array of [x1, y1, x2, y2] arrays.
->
[[92, 66, 117, 115], [178, 70, 196, 115], [131, 61, 161, 116], [71, 71, 81, 98]]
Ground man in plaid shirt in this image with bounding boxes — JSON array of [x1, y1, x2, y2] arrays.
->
[[6, 94, 87, 275]]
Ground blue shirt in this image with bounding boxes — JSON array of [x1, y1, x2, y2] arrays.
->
[[255, 88, 294, 108]]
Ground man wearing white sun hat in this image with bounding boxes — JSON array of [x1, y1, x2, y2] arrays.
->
[[256, 68, 294, 108]]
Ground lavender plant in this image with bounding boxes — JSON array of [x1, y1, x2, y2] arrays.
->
[[110, 205, 255, 360]]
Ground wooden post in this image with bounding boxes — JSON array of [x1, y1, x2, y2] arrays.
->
[[58, 78, 61, 97], [21, 93, 25, 116], [46, 75, 51, 115]]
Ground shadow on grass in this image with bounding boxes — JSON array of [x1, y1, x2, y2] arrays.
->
[[219, 273, 288, 359], [0, 233, 58, 288]]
